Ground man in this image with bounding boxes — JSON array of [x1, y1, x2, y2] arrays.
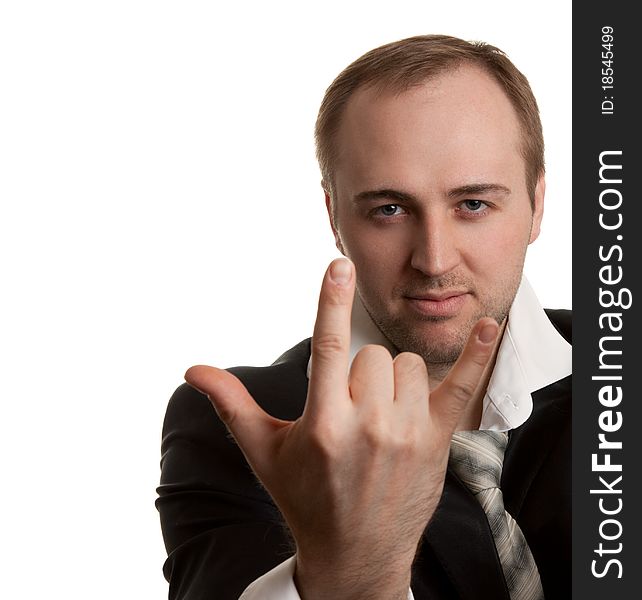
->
[[157, 35, 571, 599]]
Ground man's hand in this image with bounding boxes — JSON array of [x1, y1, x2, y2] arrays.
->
[[185, 258, 498, 600]]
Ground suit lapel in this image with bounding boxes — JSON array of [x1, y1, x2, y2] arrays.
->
[[419, 471, 510, 600], [418, 377, 569, 599], [502, 376, 571, 517]]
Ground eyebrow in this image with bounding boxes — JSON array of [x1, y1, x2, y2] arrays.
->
[[354, 189, 417, 203], [447, 183, 512, 198], [353, 183, 511, 204]]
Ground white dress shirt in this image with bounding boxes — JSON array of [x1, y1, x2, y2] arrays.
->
[[240, 277, 571, 599]]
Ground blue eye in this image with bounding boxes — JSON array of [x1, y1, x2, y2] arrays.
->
[[463, 200, 485, 211], [379, 204, 402, 216]]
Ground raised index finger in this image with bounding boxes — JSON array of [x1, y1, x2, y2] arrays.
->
[[307, 258, 355, 412]]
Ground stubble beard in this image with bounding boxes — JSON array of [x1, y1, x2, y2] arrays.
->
[[359, 272, 521, 375]]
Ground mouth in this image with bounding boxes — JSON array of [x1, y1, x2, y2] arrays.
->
[[403, 291, 470, 318]]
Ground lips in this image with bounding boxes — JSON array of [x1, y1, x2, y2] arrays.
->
[[404, 291, 469, 317], [407, 290, 468, 301]]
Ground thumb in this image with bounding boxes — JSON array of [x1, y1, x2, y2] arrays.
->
[[185, 365, 279, 459]]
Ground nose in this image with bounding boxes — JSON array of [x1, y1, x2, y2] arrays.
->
[[409, 214, 460, 277]]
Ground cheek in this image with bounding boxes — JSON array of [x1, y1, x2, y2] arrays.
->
[[352, 244, 404, 282], [463, 222, 530, 274], [341, 227, 409, 286], [494, 236, 531, 275], [341, 222, 406, 262]]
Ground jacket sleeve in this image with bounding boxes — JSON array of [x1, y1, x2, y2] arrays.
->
[[156, 382, 295, 600]]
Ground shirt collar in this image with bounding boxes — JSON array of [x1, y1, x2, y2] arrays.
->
[[307, 277, 571, 431], [480, 277, 571, 430]]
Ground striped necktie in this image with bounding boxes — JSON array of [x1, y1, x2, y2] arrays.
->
[[449, 430, 545, 600]]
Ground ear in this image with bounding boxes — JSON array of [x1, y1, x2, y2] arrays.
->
[[324, 188, 346, 254], [528, 174, 545, 244]]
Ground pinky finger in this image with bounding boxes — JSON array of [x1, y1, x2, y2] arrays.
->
[[429, 318, 499, 432]]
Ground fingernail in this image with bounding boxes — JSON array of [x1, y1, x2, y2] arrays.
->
[[329, 258, 352, 284], [478, 323, 497, 344]]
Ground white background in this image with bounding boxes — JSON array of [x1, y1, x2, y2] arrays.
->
[[0, 1, 570, 597]]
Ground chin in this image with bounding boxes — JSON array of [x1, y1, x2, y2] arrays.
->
[[376, 315, 470, 364]]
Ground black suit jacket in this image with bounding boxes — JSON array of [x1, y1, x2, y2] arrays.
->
[[156, 310, 571, 600]]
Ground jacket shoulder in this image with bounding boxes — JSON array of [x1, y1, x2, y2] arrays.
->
[[226, 337, 311, 420], [156, 341, 313, 597], [160, 338, 312, 457]]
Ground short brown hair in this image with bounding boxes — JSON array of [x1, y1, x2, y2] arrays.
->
[[314, 34, 544, 208]]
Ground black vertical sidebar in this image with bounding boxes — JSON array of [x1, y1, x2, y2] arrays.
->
[[573, 3, 639, 598]]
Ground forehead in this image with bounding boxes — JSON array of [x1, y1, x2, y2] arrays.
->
[[334, 65, 525, 193]]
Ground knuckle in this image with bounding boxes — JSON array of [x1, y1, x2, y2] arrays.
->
[[394, 353, 429, 398], [393, 426, 422, 455], [354, 344, 393, 366], [350, 345, 393, 387], [360, 415, 421, 456], [448, 379, 477, 404], [362, 419, 390, 450], [312, 333, 345, 356], [307, 420, 341, 457], [323, 283, 350, 306], [394, 352, 427, 375]]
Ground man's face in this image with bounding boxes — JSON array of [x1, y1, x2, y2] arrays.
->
[[328, 65, 544, 368]]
